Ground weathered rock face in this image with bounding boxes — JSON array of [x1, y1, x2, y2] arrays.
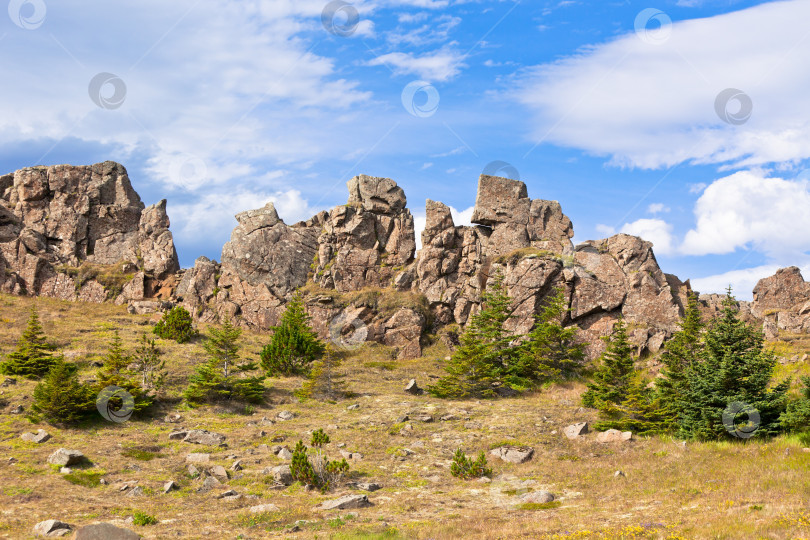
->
[[750, 267, 810, 339], [314, 175, 415, 292], [0, 162, 179, 301]]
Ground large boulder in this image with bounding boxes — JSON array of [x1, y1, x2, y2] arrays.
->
[[750, 267, 810, 338]]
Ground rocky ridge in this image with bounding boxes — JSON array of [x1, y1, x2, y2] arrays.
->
[[1, 161, 808, 360]]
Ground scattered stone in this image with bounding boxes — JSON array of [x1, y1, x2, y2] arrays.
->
[[99, 478, 108, 485], [340, 450, 363, 461], [318, 494, 373, 510], [464, 421, 482, 430], [47, 448, 85, 467], [277, 447, 293, 460], [416, 414, 433, 423], [269, 464, 293, 485], [216, 489, 241, 500], [197, 476, 221, 493], [187, 464, 200, 476], [210, 465, 229, 481], [21, 429, 51, 444], [183, 429, 226, 446], [395, 414, 409, 423], [277, 411, 295, 421], [73, 522, 140, 540], [10, 405, 23, 414], [489, 446, 535, 464], [250, 503, 280, 513], [0, 377, 16, 387], [163, 481, 179, 493], [59, 467, 71, 474], [563, 422, 589, 440], [185, 453, 210, 464], [404, 379, 422, 395], [440, 414, 457, 421], [33, 519, 72, 537], [163, 414, 183, 423], [347, 404, 360, 410], [231, 459, 243, 471], [258, 416, 275, 427], [351, 482, 382, 492], [614, 470, 626, 478], [596, 429, 632, 443], [520, 491, 555, 504], [168, 430, 188, 440]]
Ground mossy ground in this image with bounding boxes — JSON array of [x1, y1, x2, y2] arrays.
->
[[0, 294, 808, 538]]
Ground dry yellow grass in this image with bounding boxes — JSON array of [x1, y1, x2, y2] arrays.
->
[[0, 293, 808, 539]]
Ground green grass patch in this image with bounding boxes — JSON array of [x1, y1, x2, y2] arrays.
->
[[121, 446, 163, 461], [63, 470, 105, 488], [132, 511, 158, 526]]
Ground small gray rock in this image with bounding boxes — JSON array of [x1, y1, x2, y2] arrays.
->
[[250, 503, 280, 513], [563, 422, 589, 439], [520, 490, 555, 504], [185, 453, 210, 464], [318, 494, 372, 510], [489, 446, 534, 464], [47, 448, 85, 467], [22, 429, 51, 444], [168, 430, 188, 440], [404, 379, 422, 395], [33, 519, 72, 537], [163, 480, 179, 493], [277, 411, 295, 421], [269, 464, 293, 485], [347, 404, 360, 410], [277, 447, 293, 460], [183, 429, 226, 446]]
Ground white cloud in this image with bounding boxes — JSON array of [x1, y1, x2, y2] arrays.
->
[[514, 0, 810, 169], [688, 183, 708, 194], [595, 224, 615, 237], [620, 218, 675, 255], [647, 203, 670, 214], [171, 188, 322, 250], [366, 48, 465, 81], [386, 14, 461, 47], [690, 264, 790, 301], [681, 170, 810, 260]]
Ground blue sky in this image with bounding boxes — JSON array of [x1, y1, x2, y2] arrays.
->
[[2, 0, 809, 298]]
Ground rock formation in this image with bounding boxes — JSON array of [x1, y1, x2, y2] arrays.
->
[[0, 162, 179, 303], [6, 159, 809, 360]]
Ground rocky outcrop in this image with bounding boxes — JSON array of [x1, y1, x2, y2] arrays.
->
[[0, 162, 179, 302], [750, 267, 810, 339]]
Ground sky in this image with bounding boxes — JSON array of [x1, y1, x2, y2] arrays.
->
[[1, 0, 810, 299]]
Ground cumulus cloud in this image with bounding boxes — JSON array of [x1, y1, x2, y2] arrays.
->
[[647, 203, 670, 214], [681, 170, 810, 260], [366, 48, 466, 81], [514, 0, 810, 169], [620, 218, 675, 255], [690, 264, 786, 301]]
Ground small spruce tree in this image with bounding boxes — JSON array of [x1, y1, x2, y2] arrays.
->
[[429, 271, 514, 399], [184, 318, 265, 404], [512, 288, 585, 388], [679, 290, 789, 440], [581, 318, 635, 409], [260, 293, 324, 376], [450, 449, 492, 480], [93, 330, 151, 413], [656, 292, 704, 431], [29, 358, 92, 425], [153, 306, 197, 343], [0, 307, 60, 378], [594, 371, 667, 435], [296, 344, 348, 402], [132, 334, 166, 393]]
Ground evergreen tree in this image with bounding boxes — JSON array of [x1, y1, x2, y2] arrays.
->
[[656, 293, 704, 431], [780, 376, 810, 433], [429, 271, 514, 399], [512, 288, 585, 388], [260, 293, 324, 376], [0, 307, 59, 378], [679, 290, 789, 440], [29, 358, 92, 425], [581, 319, 635, 409], [132, 334, 166, 393], [594, 371, 667, 435], [153, 306, 197, 343], [93, 330, 151, 413], [184, 319, 265, 404], [296, 344, 348, 402]]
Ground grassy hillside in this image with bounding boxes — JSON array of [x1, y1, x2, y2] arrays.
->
[[0, 294, 809, 539]]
